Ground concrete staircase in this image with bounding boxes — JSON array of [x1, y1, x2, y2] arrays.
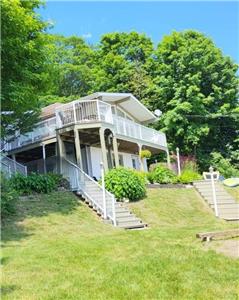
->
[[193, 180, 239, 221], [76, 191, 147, 229]]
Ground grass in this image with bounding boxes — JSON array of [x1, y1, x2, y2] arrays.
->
[[224, 186, 239, 202], [1, 189, 239, 300]]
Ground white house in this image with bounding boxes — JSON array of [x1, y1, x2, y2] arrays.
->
[[4, 92, 170, 228], [5, 92, 169, 179]]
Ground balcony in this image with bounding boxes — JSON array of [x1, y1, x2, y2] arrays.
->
[[5, 117, 57, 151], [5, 100, 167, 151], [55, 100, 167, 148]]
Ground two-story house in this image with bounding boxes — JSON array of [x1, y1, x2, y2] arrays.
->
[[4, 92, 170, 227], [5, 92, 169, 179]]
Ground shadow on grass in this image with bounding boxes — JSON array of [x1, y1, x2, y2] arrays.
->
[[1, 285, 18, 296], [1, 191, 79, 244]]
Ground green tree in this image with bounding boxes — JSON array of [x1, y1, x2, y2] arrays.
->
[[1, 0, 48, 138], [95, 32, 155, 102], [39, 35, 97, 105], [148, 31, 239, 163]]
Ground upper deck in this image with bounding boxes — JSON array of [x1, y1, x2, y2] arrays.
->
[[5, 95, 167, 152]]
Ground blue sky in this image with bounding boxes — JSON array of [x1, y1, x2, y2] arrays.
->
[[39, 1, 239, 62]]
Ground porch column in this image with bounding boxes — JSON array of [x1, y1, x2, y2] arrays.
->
[[74, 127, 82, 168], [166, 149, 171, 169], [112, 135, 119, 168], [99, 127, 108, 172], [56, 133, 65, 173], [138, 144, 144, 171], [11, 154, 17, 173], [42, 144, 46, 174]]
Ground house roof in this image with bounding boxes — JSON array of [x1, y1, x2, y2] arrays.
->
[[41, 102, 64, 120], [80, 92, 157, 123]]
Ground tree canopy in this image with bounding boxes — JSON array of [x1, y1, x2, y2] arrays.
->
[[1, 0, 48, 138], [148, 31, 239, 164]]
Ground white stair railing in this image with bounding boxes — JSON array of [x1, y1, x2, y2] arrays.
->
[[62, 158, 116, 225], [0, 154, 27, 177]]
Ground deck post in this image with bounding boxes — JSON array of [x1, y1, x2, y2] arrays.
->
[[166, 149, 171, 169], [74, 127, 82, 168], [138, 144, 144, 171], [42, 144, 46, 174], [99, 127, 108, 172], [112, 134, 119, 168], [56, 133, 64, 174]]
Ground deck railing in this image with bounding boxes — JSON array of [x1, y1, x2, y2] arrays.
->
[[5, 117, 57, 151], [113, 115, 167, 148], [0, 154, 27, 177], [55, 100, 113, 128], [5, 100, 167, 151]]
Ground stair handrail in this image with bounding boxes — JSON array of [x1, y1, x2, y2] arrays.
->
[[0, 154, 27, 176], [62, 158, 116, 225]]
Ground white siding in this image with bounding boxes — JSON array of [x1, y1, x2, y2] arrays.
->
[[90, 147, 102, 179], [89, 146, 144, 179]]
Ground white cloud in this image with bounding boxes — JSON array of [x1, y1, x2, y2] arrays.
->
[[82, 33, 92, 39]]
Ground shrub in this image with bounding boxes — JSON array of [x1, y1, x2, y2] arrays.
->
[[178, 169, 202, 184], [210, 152, 239, 178], [147, 172, 154, 184], [1, 173, 18, 217], [10, 173, 58, 194], [133, 170, 148, 184], [152, 165, 177, 184], [140, 150, 152, 159], [104, 167, 146, 201], [47, 173, 70, 190]]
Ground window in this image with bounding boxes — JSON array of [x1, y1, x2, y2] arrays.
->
[[111, 153, 124, 167], [131, 155, 140, 170], [119, 154, 124, 166], [132, 158, 137, 169]]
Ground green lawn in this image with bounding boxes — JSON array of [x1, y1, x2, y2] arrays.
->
[[1, 189, 239, 300], [225, 186, 239, 203]]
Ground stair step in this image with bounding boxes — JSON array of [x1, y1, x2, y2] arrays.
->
[[115, 211, 132, 217], [118, 222, 147, 229], [211, 203, 239, 209], [116, 215, 139, 222], [117, 216, 141, 223]]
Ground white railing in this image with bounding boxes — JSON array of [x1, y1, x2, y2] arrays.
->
[[56, 100, 113, 128], [0, 154, 27, 177], [5, 117, 57, 151], [113, 115, 167, 148], [5, 100, 167, 151], [61, 158, 116, 225]]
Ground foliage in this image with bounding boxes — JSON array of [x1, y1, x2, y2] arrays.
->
[[140, 149, 152, 159], [210, 152, 239, 178], [151, 164, 177, 184], [147, 172, 155, 184], [178, 170, 202, 184], [47, 173, 70, 190], [148, 30, 239, 161], [133, 170, 148, 184], [104, 167, 146, 201], [1, 0, 49, 138], [1, 173, 18, 217], [10, 173, 59, 194]]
